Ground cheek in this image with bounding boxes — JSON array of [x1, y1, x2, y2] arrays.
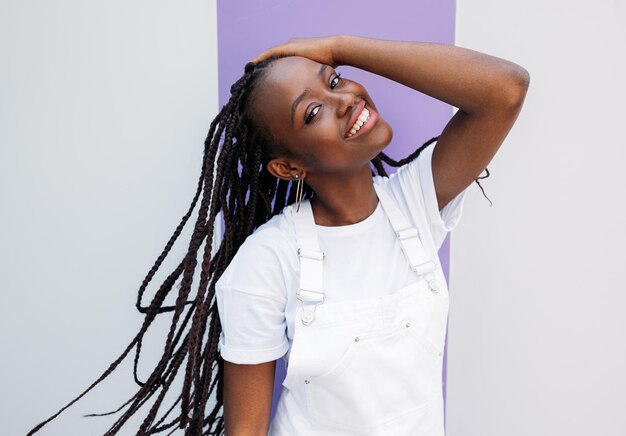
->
[[374, 118, 394, 145], [319, 112, 343, 137], [300, 120, 343, 157]]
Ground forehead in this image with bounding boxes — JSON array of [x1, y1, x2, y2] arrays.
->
[[252, 56, 324, 143], [264, 56, 325, 94], [255, 56, 328, 124]]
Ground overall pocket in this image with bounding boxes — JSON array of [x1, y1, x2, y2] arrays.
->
[[304, 319, 442, 432]]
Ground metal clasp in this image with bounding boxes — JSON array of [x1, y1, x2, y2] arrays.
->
[[395, 227, 419, 240], [297, 247, 325, 260], [410, 260, 437, 275]]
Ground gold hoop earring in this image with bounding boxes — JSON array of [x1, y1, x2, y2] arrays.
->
[[294, 173, 304, 212]]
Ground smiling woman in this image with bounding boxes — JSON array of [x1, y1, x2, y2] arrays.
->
[[252, 55, 396, 226], [28, 34, 528, 436]]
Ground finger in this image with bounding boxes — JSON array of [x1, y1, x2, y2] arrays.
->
[[250, 41, 294, 64], [250, 49, 276, 65]]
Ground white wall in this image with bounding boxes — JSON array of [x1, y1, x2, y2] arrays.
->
[[448, 1, 625, 435], [0, 1, 218, 434]]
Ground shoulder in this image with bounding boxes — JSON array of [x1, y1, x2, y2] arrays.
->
[[372, 140, 467, 250], [240, 206, 298, 259], [371, 140, 435, 217], [216, 206, 298, 300], [372, 140, 436, 189]]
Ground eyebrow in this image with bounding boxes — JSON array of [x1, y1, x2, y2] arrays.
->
[[291, 64, 329, 128]]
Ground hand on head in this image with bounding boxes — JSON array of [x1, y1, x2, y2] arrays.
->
[[248, 35, 344, 68]]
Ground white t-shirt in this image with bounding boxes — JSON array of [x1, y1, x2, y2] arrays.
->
[[215, 141, 467, 365]]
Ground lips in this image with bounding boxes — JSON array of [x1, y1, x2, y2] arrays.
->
[[344, 100, 367, 138]]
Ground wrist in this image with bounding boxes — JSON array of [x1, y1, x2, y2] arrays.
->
[[332, 34, 358, 67]]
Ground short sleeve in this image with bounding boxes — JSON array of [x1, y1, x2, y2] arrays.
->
[[215, 230, 290, 364], [216, 286, 289, 364], [386, 140, 468, 249]]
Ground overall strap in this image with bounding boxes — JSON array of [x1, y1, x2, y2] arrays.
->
[[290, 198, 325, 325], [373, 183, 442, 293]]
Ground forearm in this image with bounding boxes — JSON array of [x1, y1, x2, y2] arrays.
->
[[223, 360, 275, 436], [334, 35, 529, 113]]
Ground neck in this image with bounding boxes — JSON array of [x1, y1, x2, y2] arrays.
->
[[307, 166, 379, 226]]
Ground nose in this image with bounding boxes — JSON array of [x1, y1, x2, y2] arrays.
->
[[335, 91, 355, 118]]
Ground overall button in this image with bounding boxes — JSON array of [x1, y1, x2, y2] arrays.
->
[[428, 278, 441, 293], [301, 308, 315, 325]]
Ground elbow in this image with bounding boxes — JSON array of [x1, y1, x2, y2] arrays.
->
[[501, 66, 530, 110], [476, 65, 530, 115]]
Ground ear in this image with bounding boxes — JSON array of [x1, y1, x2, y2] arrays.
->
[[266, 158, 305, 182]]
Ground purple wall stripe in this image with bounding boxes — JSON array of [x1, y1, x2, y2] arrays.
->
[[217, 0, 455, 425]]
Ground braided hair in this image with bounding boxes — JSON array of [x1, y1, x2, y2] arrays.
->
[[28, 55, 489, 436]]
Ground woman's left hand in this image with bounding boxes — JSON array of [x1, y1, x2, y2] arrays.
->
[[249, 35, 344, 67]]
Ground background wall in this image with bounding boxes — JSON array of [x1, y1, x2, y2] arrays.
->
[[1, 1, 218, 434], [3, 1, 624, 435], [447, 1, 626, 435]]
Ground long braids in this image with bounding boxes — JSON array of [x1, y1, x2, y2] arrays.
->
[[28, 55, 489, 436]]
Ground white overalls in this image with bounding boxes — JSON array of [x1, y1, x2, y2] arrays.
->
[[269, 183, 450, 436]]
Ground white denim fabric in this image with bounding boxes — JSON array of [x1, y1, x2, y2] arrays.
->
[[216, 141, 466, 367], [215, 141, 467, 434], [268, 183, 450, 436]]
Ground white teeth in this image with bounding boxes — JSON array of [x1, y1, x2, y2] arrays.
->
[[347, 107, 371, 138]]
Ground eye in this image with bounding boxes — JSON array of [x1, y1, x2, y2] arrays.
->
[[330, 72, 342, 89], [305, 105, 321, 124], [304, 73, 343, 125]]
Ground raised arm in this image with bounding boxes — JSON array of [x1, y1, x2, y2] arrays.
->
[[251, 35, 530, 210], [332, 35, 530, 209]]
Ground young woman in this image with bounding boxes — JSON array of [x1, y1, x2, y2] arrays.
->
[[29, 35, 528, 435]]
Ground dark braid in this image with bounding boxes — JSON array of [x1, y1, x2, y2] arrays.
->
[[28, 55, 489, 436]]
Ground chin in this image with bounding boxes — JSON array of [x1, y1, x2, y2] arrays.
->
[[377, 122, 393, 151]]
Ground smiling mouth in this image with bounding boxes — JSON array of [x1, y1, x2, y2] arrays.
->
[[347, 107, 370, 138], [345, 102, 378, 140]]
